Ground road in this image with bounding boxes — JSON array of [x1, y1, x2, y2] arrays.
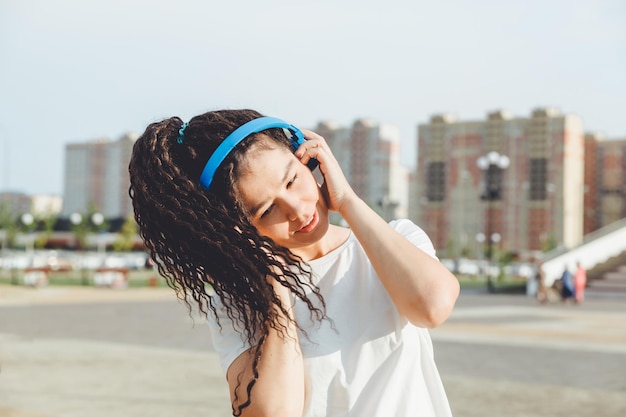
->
[[1, 285, 625, 417]]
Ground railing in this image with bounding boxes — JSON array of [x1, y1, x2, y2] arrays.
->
[[540, 217, 626, 286]]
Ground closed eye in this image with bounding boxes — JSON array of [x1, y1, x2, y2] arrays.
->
[[250, 162, 297, 220], [258, 174, 296, 219], [260, 204, 275, 219], [287, 174, 297, 188]]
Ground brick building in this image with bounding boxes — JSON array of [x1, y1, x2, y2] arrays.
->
[[412, 108, 585, 259]]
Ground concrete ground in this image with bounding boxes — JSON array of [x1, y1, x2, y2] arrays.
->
[[0, 285, 625, 417]]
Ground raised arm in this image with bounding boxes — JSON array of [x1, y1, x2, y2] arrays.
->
[[297, 130, 460, 328], [338, 197, 459, 327]]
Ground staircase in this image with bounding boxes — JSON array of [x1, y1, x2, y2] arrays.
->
[[540, 217, 626, 288], [587, 264, 626, 296]]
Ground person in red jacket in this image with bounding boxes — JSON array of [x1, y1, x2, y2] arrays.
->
[[574, 262, 587, 303]]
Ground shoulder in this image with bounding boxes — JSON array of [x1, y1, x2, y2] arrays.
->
[[388, 219, 437, 259], [389, 218, 421, 234]]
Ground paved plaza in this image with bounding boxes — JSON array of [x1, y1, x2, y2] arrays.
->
[[0, 285, 625, 417]]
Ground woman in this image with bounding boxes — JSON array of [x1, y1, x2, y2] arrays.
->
[[129, 109, 459, 416]]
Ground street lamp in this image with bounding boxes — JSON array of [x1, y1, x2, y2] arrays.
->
[[70, 213, 82, 225], [17, 213, 36, 285], [91, 212, 106, 258], [70, 212, 89, 285], [477, 151, 510, 293], [20, 213, 36, 255], [91, 212, 104, 226]]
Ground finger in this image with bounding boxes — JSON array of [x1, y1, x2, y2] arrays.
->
[[301, 130, 331, 149], [294, 139, 320, 159], [301, 129, 325, 141], [298, 146, 318, 165], [295, 143, 325, 173]]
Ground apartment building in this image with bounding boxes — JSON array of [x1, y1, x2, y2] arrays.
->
[[412, 108, 585, 259], [0, 192, 32, 216], [584, 134, 626, 233], [62, 133, 137, 219], [314, 119, 409, 222], [30, 194, 63, 217]]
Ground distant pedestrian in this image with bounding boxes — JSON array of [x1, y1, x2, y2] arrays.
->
[[560, 265, 576, 302], [574, 262, 587, 303], [535, 265, 548, 304]]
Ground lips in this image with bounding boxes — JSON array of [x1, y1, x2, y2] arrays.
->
[[296, 210, 319, 233]]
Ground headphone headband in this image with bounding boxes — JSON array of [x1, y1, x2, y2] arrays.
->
[[199, 116, 304, 189]]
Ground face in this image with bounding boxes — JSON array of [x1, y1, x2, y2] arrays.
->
[[235, 139, 329, 259]]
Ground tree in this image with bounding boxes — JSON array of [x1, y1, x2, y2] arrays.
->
[[113, 216, 138, 252], [70, 213, 89, 250], [70, 203, 109, 251], [34, 214, 57, 249], [0, 203, 17, 250], [541, 235, 559, 253]]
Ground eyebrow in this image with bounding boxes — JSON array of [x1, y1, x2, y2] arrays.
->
[[249, 159, 295, 218]]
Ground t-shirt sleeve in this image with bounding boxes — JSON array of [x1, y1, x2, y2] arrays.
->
[[207, 295, 253, 377], [388, 219, 438, 260]]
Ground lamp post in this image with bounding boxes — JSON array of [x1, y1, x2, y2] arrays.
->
[[20, 213, 36, 255], [18, 213, 35, 285], [70, 212, 84, 248], [70, 212, 88, 285], [91, 212, 106, 266], [477, 151, 509, 293], [91, 213, 104, 249]]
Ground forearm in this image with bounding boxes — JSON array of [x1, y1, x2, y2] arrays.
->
[[339, 195, 459, 328], [227, 286, 305, 417]]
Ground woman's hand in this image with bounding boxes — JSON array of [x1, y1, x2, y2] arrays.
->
[[294, 129, 357, 214]]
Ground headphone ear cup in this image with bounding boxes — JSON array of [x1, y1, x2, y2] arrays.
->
[[288, 128, 319, 171], [290, 128, 306, 152], [292, 137, 303, 152]]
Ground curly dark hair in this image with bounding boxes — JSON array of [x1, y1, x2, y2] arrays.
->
[[128, 109, 326, 415]]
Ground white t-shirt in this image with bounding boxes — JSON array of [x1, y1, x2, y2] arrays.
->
[[208, 219, 452, 417]]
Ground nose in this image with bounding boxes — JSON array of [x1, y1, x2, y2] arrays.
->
[[281, 196, 306, 223]]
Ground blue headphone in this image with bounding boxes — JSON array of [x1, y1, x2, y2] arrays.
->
[[199, 116, 317, 189]]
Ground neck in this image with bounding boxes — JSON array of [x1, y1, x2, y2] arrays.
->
[[293, 224, 351, 262]]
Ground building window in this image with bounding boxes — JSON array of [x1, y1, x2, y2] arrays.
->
[[427, 162, 446, 201], [529, 158, 547, 200]]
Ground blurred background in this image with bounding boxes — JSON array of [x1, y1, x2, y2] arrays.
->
[[0, 1, 625, 416], [1, 0, 625, 291]]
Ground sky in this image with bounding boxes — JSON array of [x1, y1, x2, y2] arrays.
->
[[1, 0, 625, 196]]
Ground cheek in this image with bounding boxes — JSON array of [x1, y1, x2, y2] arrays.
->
[[252, 218, 285, 238], [302, 170, 320, 198]]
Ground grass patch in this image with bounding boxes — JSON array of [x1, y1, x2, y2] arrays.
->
[[0, 268, 168, 288], [456, 274, 527, 293]]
